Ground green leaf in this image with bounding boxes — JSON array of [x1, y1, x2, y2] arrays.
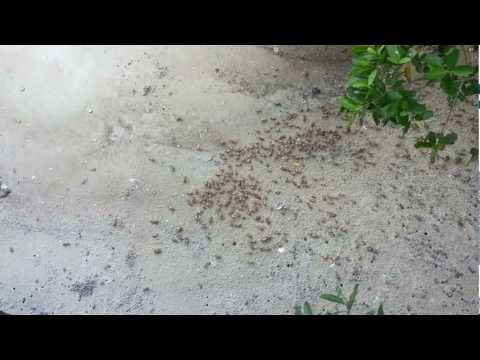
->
[[451, 65, 476, 77], [347, 284, 359, 312], [320, 293, 345, 305], [303, 302, 313, 315], [438, 132, 458, 146], [354, 58, 372, 67], [461, 80, 480, 97], [368, 69, 378, 86], [399, 89, 416, 99], [398, 57, 412, 64], [404, 100, 423, 112], [427, 67, 448, 81], [352, 46, 369, 56], [386, 45, 404, 63], [424, 54, 444, 68], [341, 97, 361, 112], [377, 304, 384, 315], [294, 305, 302, 315], [399, 117, 412, 135], [347, 89, 368, 104], [351, 65, 375, 77], [415, 132, 437, 149], [443, 47, 460, 67], [385, 101, 401, 118], [415, 132, 457, 162], [386, 91, 403, 101], [441, 76, 460, 97], [417, 110, 433, 121], [350, 79, 370, 89], [365, 310, 375, 315]]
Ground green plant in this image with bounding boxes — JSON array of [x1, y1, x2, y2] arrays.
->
[[340, 45, 479, 163], [294, 284, 384, 315], [414, 131, 458, 163]]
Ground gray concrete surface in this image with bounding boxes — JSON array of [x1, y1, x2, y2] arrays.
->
[[0, 45, 478, 315], [266, 45, 352, 62]]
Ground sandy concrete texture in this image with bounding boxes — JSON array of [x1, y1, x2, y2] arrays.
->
[[0, 45, 478, 314]]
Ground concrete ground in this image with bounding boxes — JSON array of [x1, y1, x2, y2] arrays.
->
[[0, 45, 478, 315]]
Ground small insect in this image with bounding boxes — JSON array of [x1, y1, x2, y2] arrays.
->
[[261, 236, 272, 244]]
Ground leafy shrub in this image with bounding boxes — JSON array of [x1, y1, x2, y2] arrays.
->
[[340, 45, 479, 163]]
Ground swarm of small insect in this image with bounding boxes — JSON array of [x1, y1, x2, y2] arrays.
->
[[185, 111, 343, 238], [217, 114, 342, 171], [186, 169, 266, 227]]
